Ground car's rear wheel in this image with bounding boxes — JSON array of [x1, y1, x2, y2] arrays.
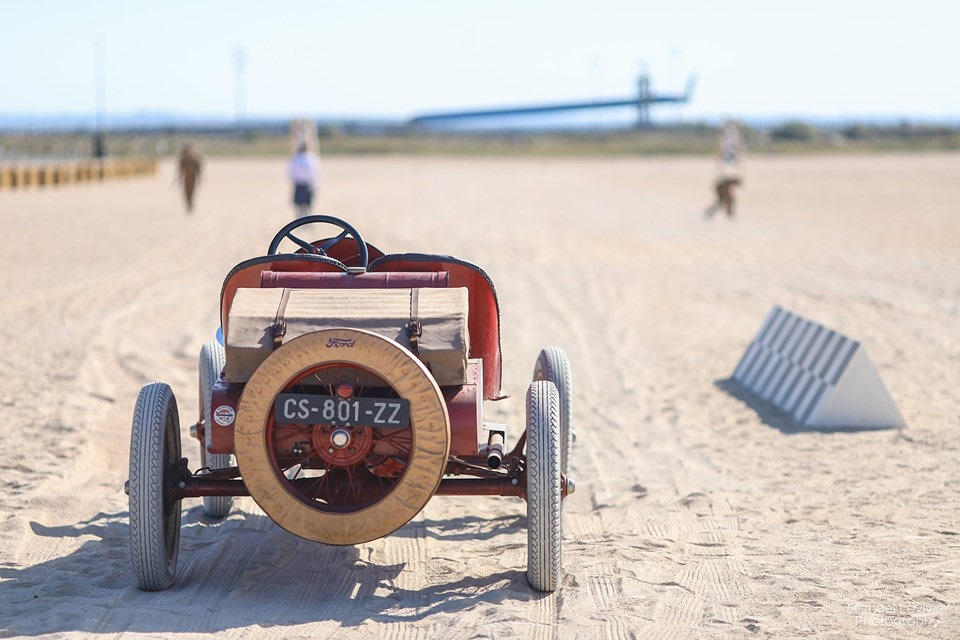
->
[[526, 380, 562, 592], [533, 347, 573, 475], [234, 328, 450, 545], [129, 382, 182, 591], [199, 340, 233, 518]]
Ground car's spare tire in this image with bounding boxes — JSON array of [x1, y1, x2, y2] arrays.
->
[[234, 328, 450, 545]]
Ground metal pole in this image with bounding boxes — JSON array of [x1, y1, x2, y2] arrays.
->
[[234, 48, 246, 122], [96, 37, 105, 132]]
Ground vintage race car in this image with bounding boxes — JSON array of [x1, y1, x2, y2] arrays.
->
[[126, 215, 574, 592]]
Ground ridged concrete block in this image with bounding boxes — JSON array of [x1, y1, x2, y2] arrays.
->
[[732, 306, 905, 429]]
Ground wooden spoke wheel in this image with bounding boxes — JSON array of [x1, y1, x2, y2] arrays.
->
[[234, 329, 450, 545]]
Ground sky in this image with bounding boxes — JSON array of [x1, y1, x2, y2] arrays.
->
[[1, 0, 958, 124]]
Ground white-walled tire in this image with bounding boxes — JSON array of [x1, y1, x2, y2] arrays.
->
[[526, 380, 562, 592], [199, 340, 233, 518], [533, 347, 573, 475], [129, 382, 182, 591]]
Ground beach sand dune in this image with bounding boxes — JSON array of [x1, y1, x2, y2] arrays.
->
[[1, 154, 957, 638]]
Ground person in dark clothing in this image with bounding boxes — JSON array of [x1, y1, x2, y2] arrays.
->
[[177, 144, 202, 213], [705, 176, 742, 218]]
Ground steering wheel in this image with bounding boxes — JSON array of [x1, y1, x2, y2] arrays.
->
[[266, 215, 369, 268]]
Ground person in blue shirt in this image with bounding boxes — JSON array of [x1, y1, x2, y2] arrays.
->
[[288, 144, 320, 217]]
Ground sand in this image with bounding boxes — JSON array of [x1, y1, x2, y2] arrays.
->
[[0, 153, 957, 639]]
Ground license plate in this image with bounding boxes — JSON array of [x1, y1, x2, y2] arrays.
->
[[274, 393, 410, 429]]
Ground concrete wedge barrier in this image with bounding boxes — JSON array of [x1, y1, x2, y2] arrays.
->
[[732, 305, 905, 429]]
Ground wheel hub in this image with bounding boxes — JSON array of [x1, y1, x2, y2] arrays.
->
[[330, 429, 351, 448], [311, 424, 373, 467]]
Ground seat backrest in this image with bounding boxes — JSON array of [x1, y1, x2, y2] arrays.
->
[[368, 253, 503, 400], [220, 254, 347, 336]]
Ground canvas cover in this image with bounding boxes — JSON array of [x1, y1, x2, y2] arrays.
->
[[225, 287, 470, 385]]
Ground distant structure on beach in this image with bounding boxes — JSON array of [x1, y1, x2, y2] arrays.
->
[[410, 73, 695, 129]]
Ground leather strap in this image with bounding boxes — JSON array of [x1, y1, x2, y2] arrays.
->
[[272, 288, 291, 348], [405, 288, 422, 356]]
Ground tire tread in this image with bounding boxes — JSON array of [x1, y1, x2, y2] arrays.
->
[[526, 380, 562, 591], [129, 382, 181, 591]]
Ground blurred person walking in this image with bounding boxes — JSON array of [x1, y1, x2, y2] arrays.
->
[[705, 120, 743, 219], [177, 144, 203, 213], [288, 144, 320, 217]]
